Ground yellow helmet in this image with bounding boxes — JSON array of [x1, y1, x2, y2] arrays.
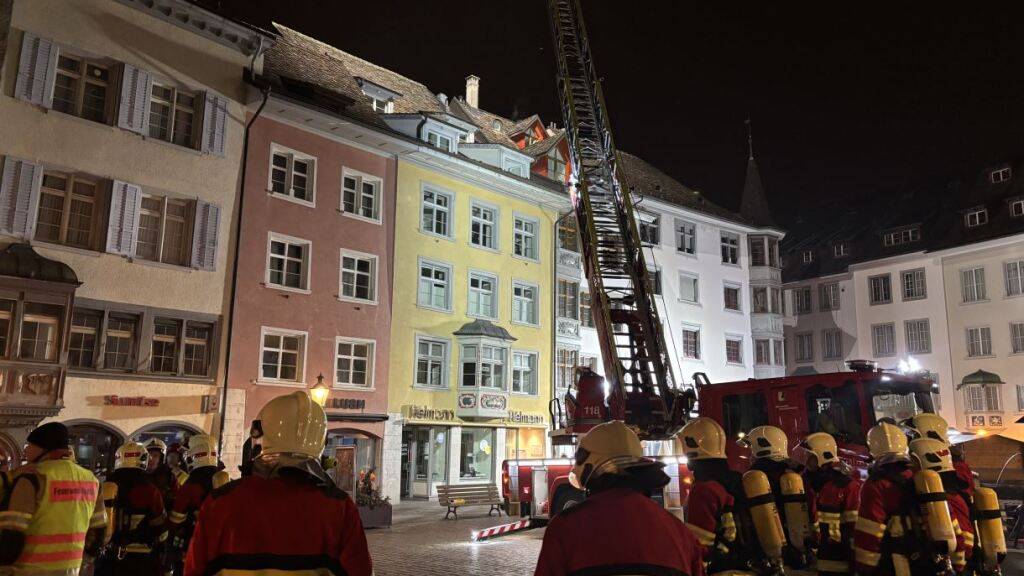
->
[[143, 437, 167, 457], [800, 432, 839, 467], [257, 391, 327, 459], [115, 441, 149, 470], [909, 438, 953, 473], [66, 444, 77, 464], [908, 413, 949, 444], [867, 422, 909, 464], [570, 420, 656, 490], [742, 425, 788, 461], [187, 434, 219, 468], [678, 417, 726, 460]]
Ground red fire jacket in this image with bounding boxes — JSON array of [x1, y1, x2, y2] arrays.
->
[[535, 487, 705, 576], [947, 491, 974, 573], [953, 460, 975, 497], [807, 468, 860, 576], [853, 465, 913, 575], [684, 480, 736, 558], [184, 474, 371, 576]]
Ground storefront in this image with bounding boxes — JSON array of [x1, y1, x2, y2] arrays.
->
[[67, 419, 204, 479], [326, 428, 381, 493]]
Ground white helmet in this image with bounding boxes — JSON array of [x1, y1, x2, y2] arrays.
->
[[257, 391, 327, 459], [115, 441, 149, 470], [678, 417, 727, 460], [143, 438, 167, 457], [570, 420, 658, 490], [741, 426, 789, 461], [799, 432, 839, 468], [909, 438, 953, 473], [907, 413, 949, 444], [867, 422, 909, 465], [186, 434, 219, 468]]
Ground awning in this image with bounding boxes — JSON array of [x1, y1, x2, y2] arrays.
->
[[957, 369, 1004, 390], [327, 413, 389, 423]]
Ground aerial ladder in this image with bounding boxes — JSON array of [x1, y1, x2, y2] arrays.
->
[[548, 0, 691, 442]]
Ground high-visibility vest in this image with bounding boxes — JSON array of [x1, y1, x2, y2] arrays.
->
[[15, 459, 98, 573]]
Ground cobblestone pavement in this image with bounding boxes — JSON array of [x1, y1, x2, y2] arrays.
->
[[366, 500, 544, 576]]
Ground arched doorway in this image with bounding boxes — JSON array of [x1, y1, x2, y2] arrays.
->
[[67, 421, 125, 479], [325, 429, 381, 493], [130, 421, 203, 447], [0, 432, 21, 470]]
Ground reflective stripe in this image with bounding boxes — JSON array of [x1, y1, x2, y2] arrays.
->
[[170, 510, 187, 524], [685, 522, 716, 545], [888, 515, 905, 537], [817, 559, 850, 573], [721, 511, 736, 542], [15, 459, 98, 571], [24, 532, 85, 544], [0, 511, 32, 531], [125, 543, 153, 553], [19, 548, 84, 563], [855, 516, 886, 538], [841, 510, 858, 522], [855, 547, 881, 566]]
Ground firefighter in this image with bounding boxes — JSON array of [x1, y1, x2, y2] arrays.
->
[[535, 420, 705, 576], [800, 432, 860, 576], [184, 391, 372, 576], [0, 422, 106, 575], [678, 417, 747, 574], [854, 422, 916, 576], [167, 434, 221, 576], [95, 441, 168, 576], [905, 414, 975, 497], [166, 443, 190, 487], [908, 438, 974, 574], [144, 438, 179, 508]]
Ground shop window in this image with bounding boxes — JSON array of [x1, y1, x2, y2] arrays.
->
[[20, 303, 61, 362], [460, 427, 494, 480], [505, 428, 545, 460], [69, 310, 101, 368], [722, 392, 767, 437]]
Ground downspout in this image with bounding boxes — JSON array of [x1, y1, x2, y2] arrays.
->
[[216, 62, 271, 456]]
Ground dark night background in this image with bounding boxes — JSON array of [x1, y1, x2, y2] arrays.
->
[[206, 1, 1024, 227]]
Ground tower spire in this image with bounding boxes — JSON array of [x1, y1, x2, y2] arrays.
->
[[739, 118, 776, 228], [746, 116, 754, 160]]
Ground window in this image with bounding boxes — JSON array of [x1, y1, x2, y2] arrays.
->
[[872, 323, 896, 357], [1012, 322, 1024, 354], [750, 238, 766, 267], [823, 329, 842, 360], [802, 250, 814, 264], [768, 239, 779, 267], [901, 269, 927, 301], [417, 260, 452, 311], [547, 150, 566, 181], [679, 273, 699, 304], [460, 427, 493, 480], [676, 220, 696, 255], [720, 233, 739, 264], [69, 311, 100, 368], [964, 208, 988, 228], [965, 385, 1000, 412], [136, 194, 191, 266], [771, 288, 782, 314], [647, 268, 662, 296], [834, 243, 849, 258], [723, 284, 741, 311], [796, 332, 814, 362], [17, 304, 60, 362], [104, 314, 137, 370], [1005, 260, 1024, 297], [267, 235, 310, 291], [1011, 199, 1024, 218], [468, 272, 497, 319], [966, 327, 993, 357], [513, 217, 538, 260], [149, 319, 180, 373], [261, 329, 305, 383], [427, 131, 453, 152], [341, 171, 381, 222], [961, 267, 987, 303], [795, 286, 812, 314], [725, 337, 743, 364], [183, 322, 212, 377], [34, 172, 99, 250], [556, 348, 579, 391], [905, 319, 931, 354], [470, 203, 497, 249], [415, 337, 448, 388], [503, 158, 528, 177], [512, 351, 538, 395], [557, 280, 579, 320], [682, 327, 701, 360], [819, 283, 840, 311], [773, 340, 784, 366], [755, 339, 770, 365], [340, 251, 377, 303], [869, 275, 892, 305], [558, 219, 579, 252], [53, 52, 110, 123], [149, 84, 197, 147], [335, 339, 374, 388], [461, 344, 506, 389], [269, 148, 315, 204], [883, 227, 921, 247], [370, 97, 393, 113], [722, 393, 768, 437], [512, 282, 538, 325], [752, 287, 768, 314], [639, 215, 660, 246], [991, 167, 1012, 183], [0, 301, 11, 357], [579, 291, 594, 328], [421, 187, 452, 237]]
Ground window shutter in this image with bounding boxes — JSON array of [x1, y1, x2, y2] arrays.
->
[[106, 180, 142, 256], [190, 200, 220, 271], [0, 157, 43, 238], [14, 32, 57, 107], [117, 63, 153, 135], [201, 92, 228, 157]]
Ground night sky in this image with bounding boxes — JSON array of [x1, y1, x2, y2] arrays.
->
[[209, 1, 1024, 227]]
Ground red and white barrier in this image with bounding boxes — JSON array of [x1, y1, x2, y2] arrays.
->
[[471, 518, 537, 542]]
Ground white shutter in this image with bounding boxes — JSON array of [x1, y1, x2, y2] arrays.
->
[[117, 63, 153, 135], [190, 200, 220, 271], [201, 92, 228, 157], [0, 157, 43, 238], [15, 32, 58, 107], [106, 180, 142, 256]]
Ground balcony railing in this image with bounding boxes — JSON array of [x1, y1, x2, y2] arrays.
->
[[750, 313, 784, 336], [557, 249, 582, 274], [556, 317, 581, 339], [749, 266, 781, 284], [456, 389, 508, 419]]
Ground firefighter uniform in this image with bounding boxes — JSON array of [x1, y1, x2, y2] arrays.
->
[[168, 435, 221, 575], [800, 432, 860, 576], [743, 425, 810, 569], [906, 414, 976, 498], [535, 420, 705, 576], [144, 438, 180, 508], [909, 438, 974, 574], [184, 391, 372, 576]]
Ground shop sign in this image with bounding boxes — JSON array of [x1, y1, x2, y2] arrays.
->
[[506, 411, 545, 426], [326, 398, 365, 410], [104, 395, 159, 407], [402, 405, 456, 422]]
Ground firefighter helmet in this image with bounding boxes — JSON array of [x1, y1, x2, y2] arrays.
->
[[907, 413, 949, 443], [800, 432, 839, 468], [570, 420, 658, 490], [866, 422, 909, 464], [186, 434, 219, 468], [742, 426, 789, 461], [115, 441, 149, 470], [678, 417, 727, 460], [256, 391, 327, 459], [909, 438, 953, 473], [143, 437, 167, 457]]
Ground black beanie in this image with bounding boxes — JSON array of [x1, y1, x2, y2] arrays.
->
[[27, 422, 69, 452]]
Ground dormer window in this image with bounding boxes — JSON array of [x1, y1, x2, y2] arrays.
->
[[964, 208, 988, 228], [491, 120, 502, 131], [802, 250, 814, 264], [883, 226, 920, 247], [834, 243, 849, 258], [1011, 199, 1024, 218], [990, 167, 1012, 184], [355, 77, 400, 116], [502, 157, 528, 177], [523, 134, 538, 147], [370, 97, 393, 114], [548, 149, 567, 181], [426, 130, 453, 152]]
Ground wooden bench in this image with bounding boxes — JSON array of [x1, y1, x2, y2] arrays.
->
[[437, 483, 503, 520]]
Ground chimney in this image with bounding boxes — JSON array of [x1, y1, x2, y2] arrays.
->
[[465, 75, 480, 108], [437, 93, 448, 107]]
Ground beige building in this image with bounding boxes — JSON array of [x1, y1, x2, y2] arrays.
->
[[0, 0, 270, 470]]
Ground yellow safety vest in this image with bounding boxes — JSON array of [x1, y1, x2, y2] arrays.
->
[[15, 459, 98, 573]]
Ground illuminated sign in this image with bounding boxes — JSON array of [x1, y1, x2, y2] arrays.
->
[[327, 398, 366, 410]]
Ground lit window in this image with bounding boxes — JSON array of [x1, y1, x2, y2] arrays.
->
[[966, 326, 992, 357], [149, 84, 197, 147], [901, 269, 927, 301], [53, 53, 110, 123], [682, 327, 701, 360], [468, 272, 497, 319], [260, 329, 305, 382], [269, 147, 316, 205], [336, 339, 374, 388], [720, 233, 739, 264], [869, 275, 892, 305], [872, 323, 896, 357], [512, 351, 538, 395], [415, 337, 448, 388], [676, 220, 696, 255], [961, 267, 986, 303], [340, 251, 378, 303], [135, 194, 191, 266], [965, 384, 1000, 412], [35, 172, 98, 250], [796, 333, 814, 362], [341, 171, 381, 221], [470, 202, 497, 249], [267, 235, 310, 291], [964, 208, 988, 228], [990, 167, 1012, 183], [905, 319, 931, 354], [514, 217, 538, 260], [418, 260, 452, 311], [461, 344, 506, 389], [725, 338, 742, 364], [512, 282, 538, 325], [150, 319, 180, 374], [421, 187, 452, 237]]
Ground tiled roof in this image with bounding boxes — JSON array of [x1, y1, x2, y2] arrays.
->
[[617, 152, 748, 225], [448, 98, 520, 149], [522, 131, 564, 157]]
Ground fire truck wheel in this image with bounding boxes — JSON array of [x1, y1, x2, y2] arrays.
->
[[551, 486, 586, 517]]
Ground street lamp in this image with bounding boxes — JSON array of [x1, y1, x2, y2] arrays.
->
[[310, 373, 330, 406]]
